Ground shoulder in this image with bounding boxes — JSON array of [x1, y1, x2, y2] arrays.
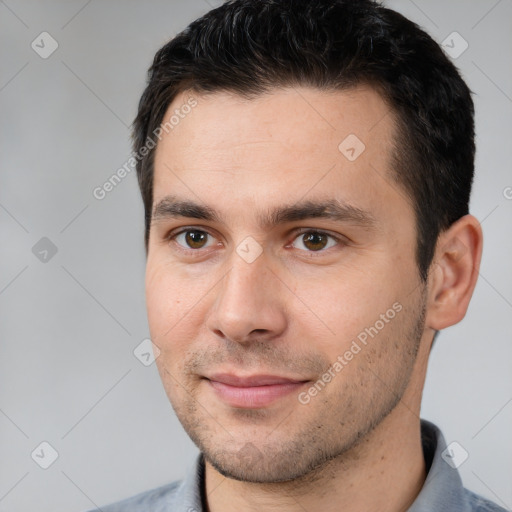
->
[[464, 488, 509, 512], [83, 480, 182, 512], [82, 452, 204, 511]]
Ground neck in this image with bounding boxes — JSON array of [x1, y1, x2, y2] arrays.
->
[[204, 409, 427, 512]]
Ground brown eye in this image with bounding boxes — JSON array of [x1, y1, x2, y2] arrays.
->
[[302, 232, 328, 251], [185, 230, 208, 248], [173, 229, 213, 250], [291, 231, 338, 252]]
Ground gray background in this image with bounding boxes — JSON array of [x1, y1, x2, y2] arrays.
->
[[1, 1, 511, 511]]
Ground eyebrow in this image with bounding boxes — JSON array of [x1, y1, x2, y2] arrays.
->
[[151, 195, 376, 229]]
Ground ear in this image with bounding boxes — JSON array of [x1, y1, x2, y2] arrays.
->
[[425, 214, 483, 331]]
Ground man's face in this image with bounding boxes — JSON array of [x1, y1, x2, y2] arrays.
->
[[146, 86, 428, 483]]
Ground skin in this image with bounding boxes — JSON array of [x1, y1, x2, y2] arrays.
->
[[145, 86, 483, 512]]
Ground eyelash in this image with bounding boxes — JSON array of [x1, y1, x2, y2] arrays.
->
[[165, 227, 345, 257]]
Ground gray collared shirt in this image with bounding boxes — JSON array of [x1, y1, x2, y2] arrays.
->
[[89, 420, 507, 511]]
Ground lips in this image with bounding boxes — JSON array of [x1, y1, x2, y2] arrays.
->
[[204, 373, 309, 408], [206, 373, 306, 386]]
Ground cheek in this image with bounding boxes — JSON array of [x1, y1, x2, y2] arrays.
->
[[146, 265, 176, 332], [288, 264, 399, 353], [145, 260, 207, 345]]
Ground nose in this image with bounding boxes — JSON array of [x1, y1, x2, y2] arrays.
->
[[205, 248, 288, 345]]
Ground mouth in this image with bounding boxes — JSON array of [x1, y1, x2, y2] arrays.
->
[[203, 373, 310, 409]]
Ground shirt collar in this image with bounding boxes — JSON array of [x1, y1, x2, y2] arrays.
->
[[408, 419, 470, 512], [174, 419, 470, 512]]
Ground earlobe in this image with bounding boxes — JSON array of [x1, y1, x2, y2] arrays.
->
[[425, 215, 483, 331]]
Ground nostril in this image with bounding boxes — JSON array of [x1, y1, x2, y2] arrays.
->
[[250, 329, 269, 336]]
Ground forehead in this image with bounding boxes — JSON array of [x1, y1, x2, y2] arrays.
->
[[152, 86, 407, 222], [155, 85, 393, 158]]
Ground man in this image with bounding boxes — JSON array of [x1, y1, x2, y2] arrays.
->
[[89, 0, 505, 510]]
